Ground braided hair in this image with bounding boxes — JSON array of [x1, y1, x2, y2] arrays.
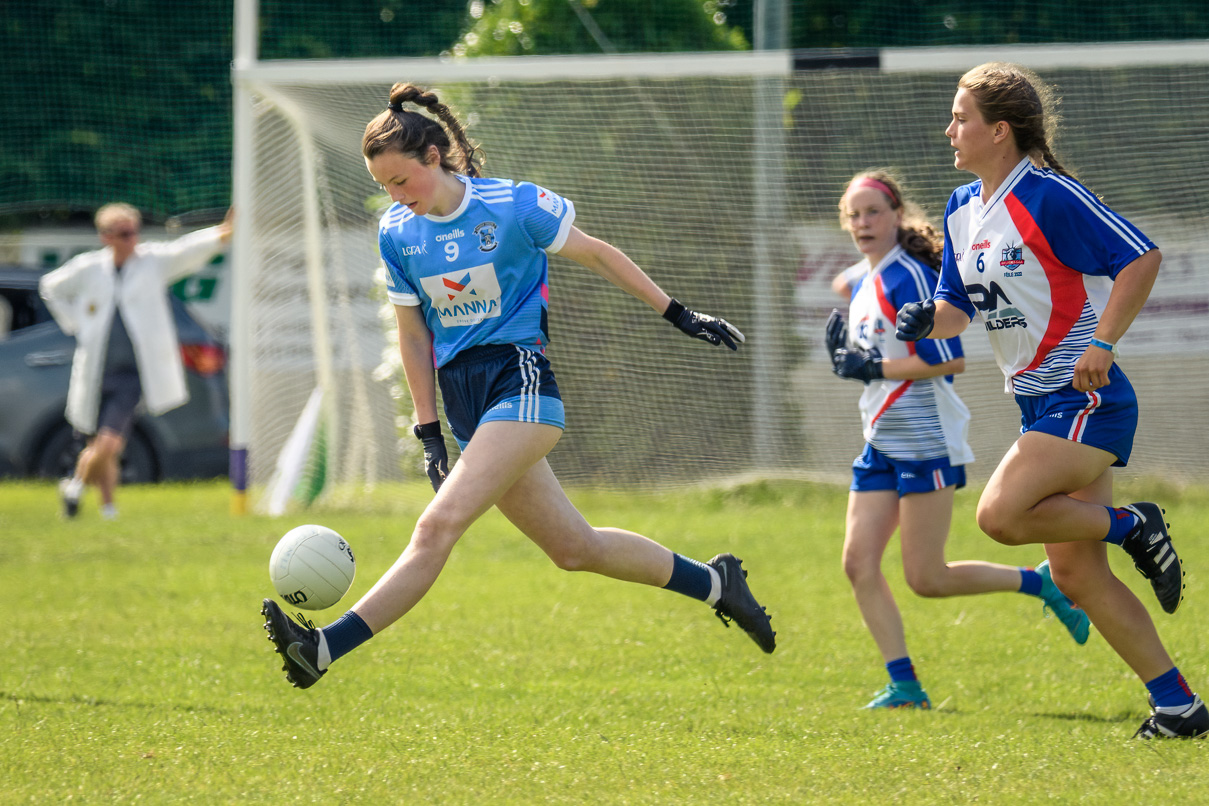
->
[[362, 83, 482, 177], [958, 62, 1073, 179]]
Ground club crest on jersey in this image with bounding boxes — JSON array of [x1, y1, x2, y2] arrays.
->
[[999, 243, 1025, 276], [418, 263, 503, 327], [474, 221, 499, 252]]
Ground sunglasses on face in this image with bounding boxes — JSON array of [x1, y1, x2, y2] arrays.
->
[[107, 229, 139, 239]]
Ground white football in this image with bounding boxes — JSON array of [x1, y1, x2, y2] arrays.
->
[[269, 524, 356, 611]]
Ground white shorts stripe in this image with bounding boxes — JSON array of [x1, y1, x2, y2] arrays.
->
[[1067, 391, 1101, 443], [515, 346, 539, 422]]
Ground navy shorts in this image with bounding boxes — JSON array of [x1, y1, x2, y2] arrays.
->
[[94, 370, 142, 438], [850, 443, 966, 497], [437, 344, 565, 449], [1015, 364, 1137, 467]]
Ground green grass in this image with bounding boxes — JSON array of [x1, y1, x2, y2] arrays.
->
[[2, 478, 1207, 804]]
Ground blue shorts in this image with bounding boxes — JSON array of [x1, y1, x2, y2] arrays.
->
[[437, 344, 565, 450], [93, 370, 142, 438], [850, 443, 966, 497], [1015, 364, 1137, 467]]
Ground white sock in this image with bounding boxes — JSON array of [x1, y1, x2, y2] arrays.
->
[[65, 478, 84, 499], [100, 503, 118, 520], [705, 566, 722, 607], [316, 630, 332, 671]]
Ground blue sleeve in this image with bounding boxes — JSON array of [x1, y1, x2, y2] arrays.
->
[[514, 182, 576, 252], [883, 262, 963, 365], [933, 191, 976, 320], [379, 227, 419, 299], [917, 333, 964, 364], [1033, 180, 1155, 279]]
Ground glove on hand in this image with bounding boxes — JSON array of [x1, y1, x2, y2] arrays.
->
[[895, 299, 936, 341], [664, 298, 745, 351], [824, 309, 848, 355], [413, 421, 449, 493], [832, 347, 885, 384]]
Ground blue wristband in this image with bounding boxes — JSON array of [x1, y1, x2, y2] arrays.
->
[[1089, 337, 1115, 352]]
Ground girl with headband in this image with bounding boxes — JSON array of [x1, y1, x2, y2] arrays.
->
[[826, 169, 1088, 709]]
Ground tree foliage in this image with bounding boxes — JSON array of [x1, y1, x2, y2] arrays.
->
[[452, 0, 748, 56], [0, 0, 1206, 224], [793, 0, 1209, 48]]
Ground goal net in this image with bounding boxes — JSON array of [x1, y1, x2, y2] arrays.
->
[[231, 44, 1209, 509]]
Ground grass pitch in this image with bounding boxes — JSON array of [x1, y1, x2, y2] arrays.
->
[[2, 477, 1207, 804]]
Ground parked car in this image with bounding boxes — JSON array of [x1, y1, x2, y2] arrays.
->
[[0, 266, 229, 482]]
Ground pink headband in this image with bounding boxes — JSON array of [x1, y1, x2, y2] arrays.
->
[[846, 177, 899, 206]]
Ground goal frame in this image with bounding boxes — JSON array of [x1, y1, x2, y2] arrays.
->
[[229, 0, 1209, 509]]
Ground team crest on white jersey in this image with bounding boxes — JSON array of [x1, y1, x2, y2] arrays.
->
[[1000, 243, 1025, 275], [419, 263, 503, 327]]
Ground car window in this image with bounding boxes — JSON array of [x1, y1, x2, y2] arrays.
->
[[0, 287, 53, 338]]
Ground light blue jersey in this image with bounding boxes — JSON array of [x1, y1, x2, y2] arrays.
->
[[379, 175, 576, 368]]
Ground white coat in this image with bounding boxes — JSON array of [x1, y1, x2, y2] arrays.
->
[[39, 226, 227, 435]]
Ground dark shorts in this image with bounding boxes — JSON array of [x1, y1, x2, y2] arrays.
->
[[94, 370, 142, 438], [437, 344, 565, 449], [850, 443, 966, 497], [1015, 364, 1137, 467]]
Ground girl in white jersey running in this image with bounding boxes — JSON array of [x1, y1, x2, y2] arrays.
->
[[261, 83, 776, 689], [896, 63, 1204, 739], [827, 170, 1087, 710]]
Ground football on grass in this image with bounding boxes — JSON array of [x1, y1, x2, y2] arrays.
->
[[269, 524, 355, 610]]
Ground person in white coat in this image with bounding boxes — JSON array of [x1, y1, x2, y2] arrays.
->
[[39, 203, 232, 518]]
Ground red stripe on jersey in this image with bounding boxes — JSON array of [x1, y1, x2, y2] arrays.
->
[[875, 274, 915, 356], [870, 379, 914, 427], [1004, 194, 1087, 376]]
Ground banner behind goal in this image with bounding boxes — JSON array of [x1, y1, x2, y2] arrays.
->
[[231, 45, 1209, 508]]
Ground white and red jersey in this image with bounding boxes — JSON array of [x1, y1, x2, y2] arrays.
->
[[935, 158, 1155, 396], [847, 245, 974, 465]]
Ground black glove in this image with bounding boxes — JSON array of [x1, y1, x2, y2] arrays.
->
[[832, 347, 884, 384], [896, 299, 936, 341], [413, 421, 449, 493], [824, 309, 848, 355], [663, 298, 745, 351]]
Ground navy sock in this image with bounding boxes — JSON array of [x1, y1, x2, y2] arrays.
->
[[1102, 506, 1139, 545], [886, 656, 918, 684], [321, 610, 373, 664], [1019, 568, 1043, 597], [1146, 667, 1195, 709], [663, 554, 713, 602]]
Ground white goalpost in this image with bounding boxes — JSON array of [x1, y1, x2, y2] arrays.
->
[[230, 0, 1209, 512]]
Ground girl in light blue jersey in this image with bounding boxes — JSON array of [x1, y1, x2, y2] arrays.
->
[[261, 83, 775, 688], [896, 62, 1204, 739], [827, 170, 1087, 711]]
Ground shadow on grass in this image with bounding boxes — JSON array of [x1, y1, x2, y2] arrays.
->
[[1032, 709, 1138, 725], [1, 689, 228, 714]]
